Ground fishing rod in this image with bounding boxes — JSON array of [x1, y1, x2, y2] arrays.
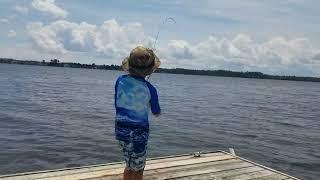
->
[[152, 17, 176, 52], [146, 17, 176, 81]]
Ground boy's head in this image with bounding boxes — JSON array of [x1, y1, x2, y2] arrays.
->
[[122, 46, 161, 77]]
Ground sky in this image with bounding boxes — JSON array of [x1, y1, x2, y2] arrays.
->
[[0, 0, 320, 76]]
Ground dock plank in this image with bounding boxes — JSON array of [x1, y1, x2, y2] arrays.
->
[[250, 173, 290, 180], [37, 154, 235, 180], [144, 159, 254, 179], [167, 166, 264, 180], [0, 163, 125, 180], [222, 169, 284, 180], [0, 151, 299, 180], [145, 154, 234, 171], [0, 164, 125, 180], [146, 152, 226, 165]]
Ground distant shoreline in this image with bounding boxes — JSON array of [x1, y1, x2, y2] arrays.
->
[[1, 58, 319, 82]]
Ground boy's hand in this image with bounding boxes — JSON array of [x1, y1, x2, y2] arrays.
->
[[154, 113, 161, 117]]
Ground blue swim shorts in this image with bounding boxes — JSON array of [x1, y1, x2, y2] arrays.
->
[[119, 140, 147, 171]]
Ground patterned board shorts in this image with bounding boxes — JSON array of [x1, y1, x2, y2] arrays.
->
[[119, 140, 147, 171]]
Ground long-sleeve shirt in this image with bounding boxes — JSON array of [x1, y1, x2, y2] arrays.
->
[[114, 74, 160, 143]]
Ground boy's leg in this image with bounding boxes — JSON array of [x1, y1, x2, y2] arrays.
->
[[131, 140, 147, 180], [119, 141, 134, 180], [133, 170, 144, 180], [119, 139, 147, 180], [123, 167, 133, 180]]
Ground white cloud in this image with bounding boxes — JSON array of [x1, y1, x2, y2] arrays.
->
[[31, 0, 68, 18], [166, 40, 193, 60], [27, 21, 69, 53], [160, 34, 320, 74], [95, 20, 151, 58], [26, 19, 151, 57], [14, 5, 29, 14], [8, 30, 17, 38], [25, 19, 320, 75], [0, 18, 9, 23]]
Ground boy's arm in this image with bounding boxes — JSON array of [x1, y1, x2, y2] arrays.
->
[[114, 76, 123, 108], [147, 83, 161, 115]]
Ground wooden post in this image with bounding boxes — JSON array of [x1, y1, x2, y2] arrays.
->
[[229, 148, 236, 156]]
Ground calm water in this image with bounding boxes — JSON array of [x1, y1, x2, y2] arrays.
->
[[0, 64, 319, 179]]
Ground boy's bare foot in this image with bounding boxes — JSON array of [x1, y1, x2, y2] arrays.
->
[[123, 168, 144, 180]]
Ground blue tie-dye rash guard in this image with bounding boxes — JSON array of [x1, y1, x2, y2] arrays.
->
[[114, 75, 161, 143]]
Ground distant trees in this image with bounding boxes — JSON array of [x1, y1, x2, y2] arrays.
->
[[48, 59, 61, 66], [156, 68, 320, 82], [1, 58, 319, 82]]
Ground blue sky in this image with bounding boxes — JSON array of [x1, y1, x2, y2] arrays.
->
[[0, 0, 320, 76]]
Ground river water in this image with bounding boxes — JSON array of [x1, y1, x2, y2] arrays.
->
[[0, 64, 319, 179]]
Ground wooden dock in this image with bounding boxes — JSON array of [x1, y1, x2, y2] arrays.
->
[[0, 151, 300, 180]]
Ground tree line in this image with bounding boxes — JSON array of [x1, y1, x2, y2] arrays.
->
[[1, 58, 319, 82]]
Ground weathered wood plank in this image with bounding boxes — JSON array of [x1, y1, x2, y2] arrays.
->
[[145, 154, 235, 171], [37, 154, 235, 180], [0, 153, 229, 180], [223, 169, 277, 180], [85, 176, 122, 180], [0, 163, 125, 180], [144, 159, 245, 174], [146, 152, 226, 165], [172, 166, 265, 180], [250, 173, 291, 180], [221, 151, 300, 180], [144, 159, 253, 179], [0, 152, 299, 180], [36, 168, 124, 180]]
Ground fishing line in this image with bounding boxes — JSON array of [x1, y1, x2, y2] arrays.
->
[[152, 17, 176, 52], [146, 17, 176, 81]]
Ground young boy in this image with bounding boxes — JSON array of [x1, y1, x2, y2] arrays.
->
[[114, 46, 161, 180]]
